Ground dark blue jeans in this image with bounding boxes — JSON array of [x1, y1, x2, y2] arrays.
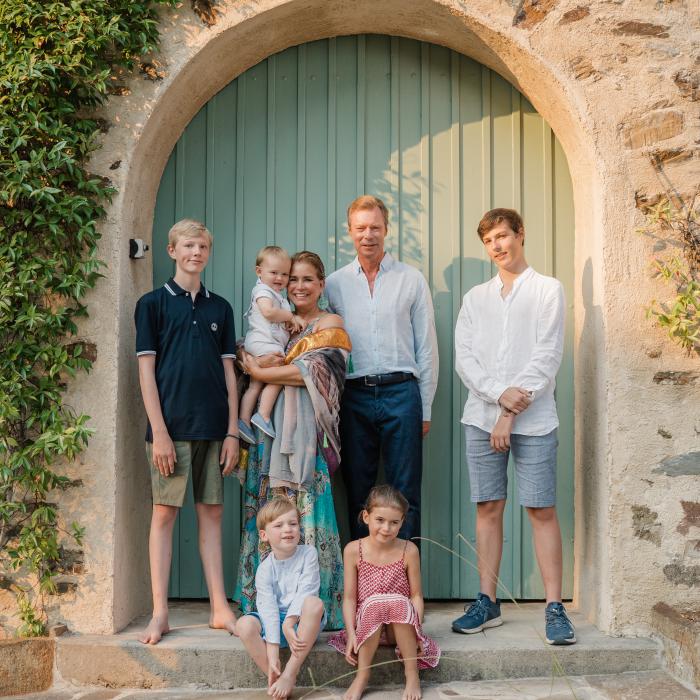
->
[[339, 378, 423, 541]]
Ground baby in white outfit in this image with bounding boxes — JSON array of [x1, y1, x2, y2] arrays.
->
[[239, 246, 303, 442]]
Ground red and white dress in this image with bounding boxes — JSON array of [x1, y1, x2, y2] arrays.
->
[[328, 539, 440, 669]]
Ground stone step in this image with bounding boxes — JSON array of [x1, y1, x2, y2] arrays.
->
[[55, 602, 661, 691]]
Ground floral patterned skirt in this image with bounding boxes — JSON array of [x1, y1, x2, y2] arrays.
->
[[233, 439, 344, 630]]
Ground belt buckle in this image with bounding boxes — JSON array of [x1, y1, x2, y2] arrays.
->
[[364, 374, 379, 386]]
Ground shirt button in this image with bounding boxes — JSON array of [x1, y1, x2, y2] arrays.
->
[[193, 321, 197, 325]]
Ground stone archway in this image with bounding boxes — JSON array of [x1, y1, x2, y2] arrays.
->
[[82, 0, 671, 635]]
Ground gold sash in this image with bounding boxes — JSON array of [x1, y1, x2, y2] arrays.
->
[[284, 327, 352, 364]]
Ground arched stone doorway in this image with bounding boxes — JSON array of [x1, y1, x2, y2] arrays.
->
[[101, 0, 610, 633]]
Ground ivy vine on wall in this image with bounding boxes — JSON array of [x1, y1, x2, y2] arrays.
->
[[0, 0, 176, 636]]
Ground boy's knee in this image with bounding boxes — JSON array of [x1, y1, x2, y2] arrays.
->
[[525, 505, 557, 523], [302, 596, 325, 619], [196, 503, 223, 521], [237, 616, 262, 640], [476, 499, 506, 519], [152, 505, 178, 524]]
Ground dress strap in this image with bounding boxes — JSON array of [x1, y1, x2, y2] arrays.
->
[[401, 538, 409, 561], [358, 538, 364, 561]]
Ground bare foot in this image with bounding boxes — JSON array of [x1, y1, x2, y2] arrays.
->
[[209, 609, 238, 636], [343, 674, 369, 700], [402, 675, 421, 700], [138, 616, 169, 645], [269, 670, 296, 699]]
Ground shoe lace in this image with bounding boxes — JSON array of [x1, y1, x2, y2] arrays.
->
[[546, 605, 571, 632], [465, 596, 490, 617]]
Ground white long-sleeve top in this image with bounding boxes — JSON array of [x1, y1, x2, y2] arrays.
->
[[254, 544, 321, 644], [454, 267, 565, 436], [325, 253, 439, 420]]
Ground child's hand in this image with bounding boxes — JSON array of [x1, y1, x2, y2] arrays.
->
[[344, 631, 358, 666], [287, 314, 306, 334], [283, 621, 307, 656], [266, 645, 281, 688]]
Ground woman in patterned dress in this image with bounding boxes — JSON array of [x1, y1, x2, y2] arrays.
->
[[234, 251, 350, 630], [329, 485, 440, 700]]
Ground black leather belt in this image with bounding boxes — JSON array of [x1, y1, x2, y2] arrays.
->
[[346, 371, 415, 387]]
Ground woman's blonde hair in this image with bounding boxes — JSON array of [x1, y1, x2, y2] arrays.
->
[[256, 497, 300, 531], [361, 485, 409, 520]]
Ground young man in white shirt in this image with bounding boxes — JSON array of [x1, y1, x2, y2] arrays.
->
[[452, 208, 575, 645], [236, 498, 326, 698]]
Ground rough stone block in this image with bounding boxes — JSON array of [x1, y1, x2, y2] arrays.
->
[[623, 111, 684, 149], [559, 6, 589, 24], [614, 21, 670, 38], [0, 638, 54, 695], [652, 602, 700, 689], [674, 70, 700, 101], [513, 0, 557, 29]]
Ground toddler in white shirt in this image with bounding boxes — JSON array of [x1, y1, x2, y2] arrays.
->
[[236, 498, 326, 699], [239, 246, 303, 443]]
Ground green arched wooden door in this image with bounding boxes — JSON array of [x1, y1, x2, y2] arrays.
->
[[152, 36, 575, 601]]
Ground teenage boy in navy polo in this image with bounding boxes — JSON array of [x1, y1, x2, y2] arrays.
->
[[135, 219, 240, 644]]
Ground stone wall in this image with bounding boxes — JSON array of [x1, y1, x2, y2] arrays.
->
[[3, 0, 696, 637]]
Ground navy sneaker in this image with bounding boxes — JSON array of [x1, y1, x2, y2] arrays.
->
[[452, 592, 502, 634], [545, 602, 576, 645]]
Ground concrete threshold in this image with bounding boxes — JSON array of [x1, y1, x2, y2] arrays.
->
[[55, 602, 661, 691]]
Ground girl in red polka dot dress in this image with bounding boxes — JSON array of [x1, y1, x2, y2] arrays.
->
[[329, 485, 440, 700]]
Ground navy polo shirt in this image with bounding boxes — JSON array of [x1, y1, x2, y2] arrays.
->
[[134, 278, 236, 442]]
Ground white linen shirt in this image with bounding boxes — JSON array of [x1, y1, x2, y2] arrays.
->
[[254, 544, 321, 645], [454, 267, 565, 436], [325, 253, 439, 420]]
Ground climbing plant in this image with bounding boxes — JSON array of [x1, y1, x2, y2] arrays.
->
[[0, 0, 176, 636], [640, 187, 700, 355]]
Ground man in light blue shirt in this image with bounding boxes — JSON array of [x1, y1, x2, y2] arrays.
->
[[326, 195, 438, 541]]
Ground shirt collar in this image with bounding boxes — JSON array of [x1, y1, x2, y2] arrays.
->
[[164, 278, 210, 298], [352, 252, 394, 275], [493, 266, 533, 291]]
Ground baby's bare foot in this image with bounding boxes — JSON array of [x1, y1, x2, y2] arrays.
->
[[138, 616, 169, 645], [269, 670, 296, 699], [209, 609, 237, 635], [343, 674, 369, 700], [402, 676, 422, 700]]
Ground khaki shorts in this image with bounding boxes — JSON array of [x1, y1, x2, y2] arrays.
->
[[146, 440, 223, 507]]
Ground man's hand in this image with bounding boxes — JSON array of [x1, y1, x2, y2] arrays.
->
[[422, 421, 431, 438], [490, 414, 514, 453], [220, 436, 240, 476], [498, 387, 532, 414], [152, 429, 177, 476], [257, 353, 285, 368]]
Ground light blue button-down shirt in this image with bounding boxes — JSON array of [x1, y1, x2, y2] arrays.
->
[[326, 253, 439, 420]]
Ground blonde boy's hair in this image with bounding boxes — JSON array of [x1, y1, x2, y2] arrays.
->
[[168, 219, 213, 247], [256, 497, 299, 531], [256, 245, 291, 267]]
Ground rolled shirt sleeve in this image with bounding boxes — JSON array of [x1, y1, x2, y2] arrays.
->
[[286, 547, 321, 619], [509, 282, 565, 400], [454, 295, 508, 404]]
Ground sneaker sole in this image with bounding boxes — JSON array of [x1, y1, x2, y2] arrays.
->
[[545, 635, 577, 645], [452, 616, 503, 634], [252, 422, 275, 438]]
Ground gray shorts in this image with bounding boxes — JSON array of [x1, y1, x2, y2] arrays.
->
[[465, 425, 558, 508]]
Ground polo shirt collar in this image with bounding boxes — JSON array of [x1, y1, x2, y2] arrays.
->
[[352, 252, 394, 275], [164, 278, 210, 298]]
